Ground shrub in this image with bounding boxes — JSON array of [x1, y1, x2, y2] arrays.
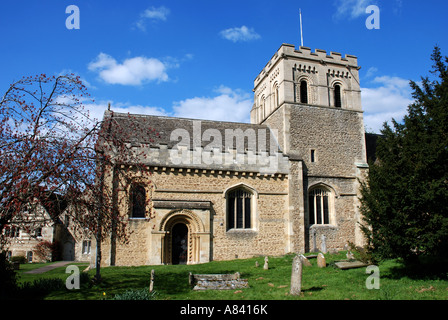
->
[[347, 242, 378, 265], [19, 278, 65, 299], [0, 251, 18, 299], [34, 240, 62, 262], [11, 255, 27, 264], [113, 288, 157, 300], [79, 271, 93, 289], [34, 241, 53, 262]]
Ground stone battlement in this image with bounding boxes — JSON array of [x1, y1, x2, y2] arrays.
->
[[255, 43, 359, 86]]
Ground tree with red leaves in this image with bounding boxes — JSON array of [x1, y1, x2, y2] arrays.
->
[[0, 74, 98, 235], [0, 74, 156, 283]]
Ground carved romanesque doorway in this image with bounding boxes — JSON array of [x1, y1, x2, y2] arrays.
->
[[158, 208, 210, 265], [172, 223, 188, 265]]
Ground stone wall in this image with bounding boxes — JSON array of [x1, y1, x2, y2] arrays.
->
[[100, 165, 290, 266], [251, 43, 368, 253]]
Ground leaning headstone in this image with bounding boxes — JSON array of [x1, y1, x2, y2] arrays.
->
[[317, 253, 326, 268], [263, 256, 269, 270], [311, 228, 318, 252], [300, 254, 312, 267], [320, 234, 327, 254], [290, 255, 303, 295], [149, 269, 155, 292]]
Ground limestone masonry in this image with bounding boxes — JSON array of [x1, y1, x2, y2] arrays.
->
[[96, 43, 372, 266]]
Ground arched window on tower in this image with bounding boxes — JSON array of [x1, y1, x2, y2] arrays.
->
[[308, 187, 331, 225], [334, 84, 342, 108], [300, 80, 308, 104], [227, 188, 253, 230], [131, 185, 146, 218], [260, 95, 266, 120], [272, 84, 279, 109]]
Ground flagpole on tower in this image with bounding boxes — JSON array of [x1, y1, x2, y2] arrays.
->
[[299, 9, 304, 47]]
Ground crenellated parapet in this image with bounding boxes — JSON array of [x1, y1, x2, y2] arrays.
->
[[251, 43, 363, 125]]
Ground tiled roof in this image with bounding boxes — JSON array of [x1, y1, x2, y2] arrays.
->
[[103, 110, 281, 154]]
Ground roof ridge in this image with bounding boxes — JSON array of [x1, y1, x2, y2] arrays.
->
[[109, 111, 267, 127]]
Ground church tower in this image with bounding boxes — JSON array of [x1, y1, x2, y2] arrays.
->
[[251, 44, 368, 252]]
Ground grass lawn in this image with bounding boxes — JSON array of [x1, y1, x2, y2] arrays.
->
[[13, 252, 448, 300]]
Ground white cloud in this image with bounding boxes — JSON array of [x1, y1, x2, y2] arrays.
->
[[135, 6, 170, 31], [82, 86, 251, 125], [333, 0, 372, 19], [364, 66, 378, 79], [141, 6, 170, 20], [88, 53, 169, 86], [172, 86, 252, 123], [220, 26, 261, 43], [361, 76, 414, 133]]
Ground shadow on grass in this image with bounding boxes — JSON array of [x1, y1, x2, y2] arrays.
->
[[383, 256, 448, 281], [302, 286, 324, 293]]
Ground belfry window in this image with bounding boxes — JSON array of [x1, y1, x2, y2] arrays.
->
[[227, 188, 252, 230], [273, 84, 279, 108], [300, 80, 308, 104], [131, 185, 146, 218], [309, 188, 330, 225], [334, 84, 342, 108]]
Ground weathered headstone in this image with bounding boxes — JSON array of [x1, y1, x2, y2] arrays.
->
[[334, 261, 367, 270], [149, 269, 155, 292], [290, 255, 303, 295], [346, 251, 355, 260], [255, 261, 259, 268], [317, 253, 326, 268], [190, 273, 249, 290], [300, 254, 312, 267], [263, 256, 269, 270], [311, 228, 318, 252], [320, 234, 327, 254]]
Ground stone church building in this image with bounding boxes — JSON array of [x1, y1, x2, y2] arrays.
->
[[98, 43, 371, 267]]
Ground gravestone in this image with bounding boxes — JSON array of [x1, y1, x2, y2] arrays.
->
[[300, 254, 312, 267], [346, 251, 355, 260], [311, 228, 318, 252], [320, 234, 327, 254], [263, 256, 269, 270], [190, 272, 249, 290], [290, 255, 303, 295], [255, 261, 259, 268], [317, 253, 326, 268], [149, 269, 155, 292], [334, 261, 367, 270]]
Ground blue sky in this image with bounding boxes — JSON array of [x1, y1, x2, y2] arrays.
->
[[1, 0, 447, 133]]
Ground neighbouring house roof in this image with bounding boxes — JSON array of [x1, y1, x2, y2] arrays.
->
[[39, 192, 68, 220]]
